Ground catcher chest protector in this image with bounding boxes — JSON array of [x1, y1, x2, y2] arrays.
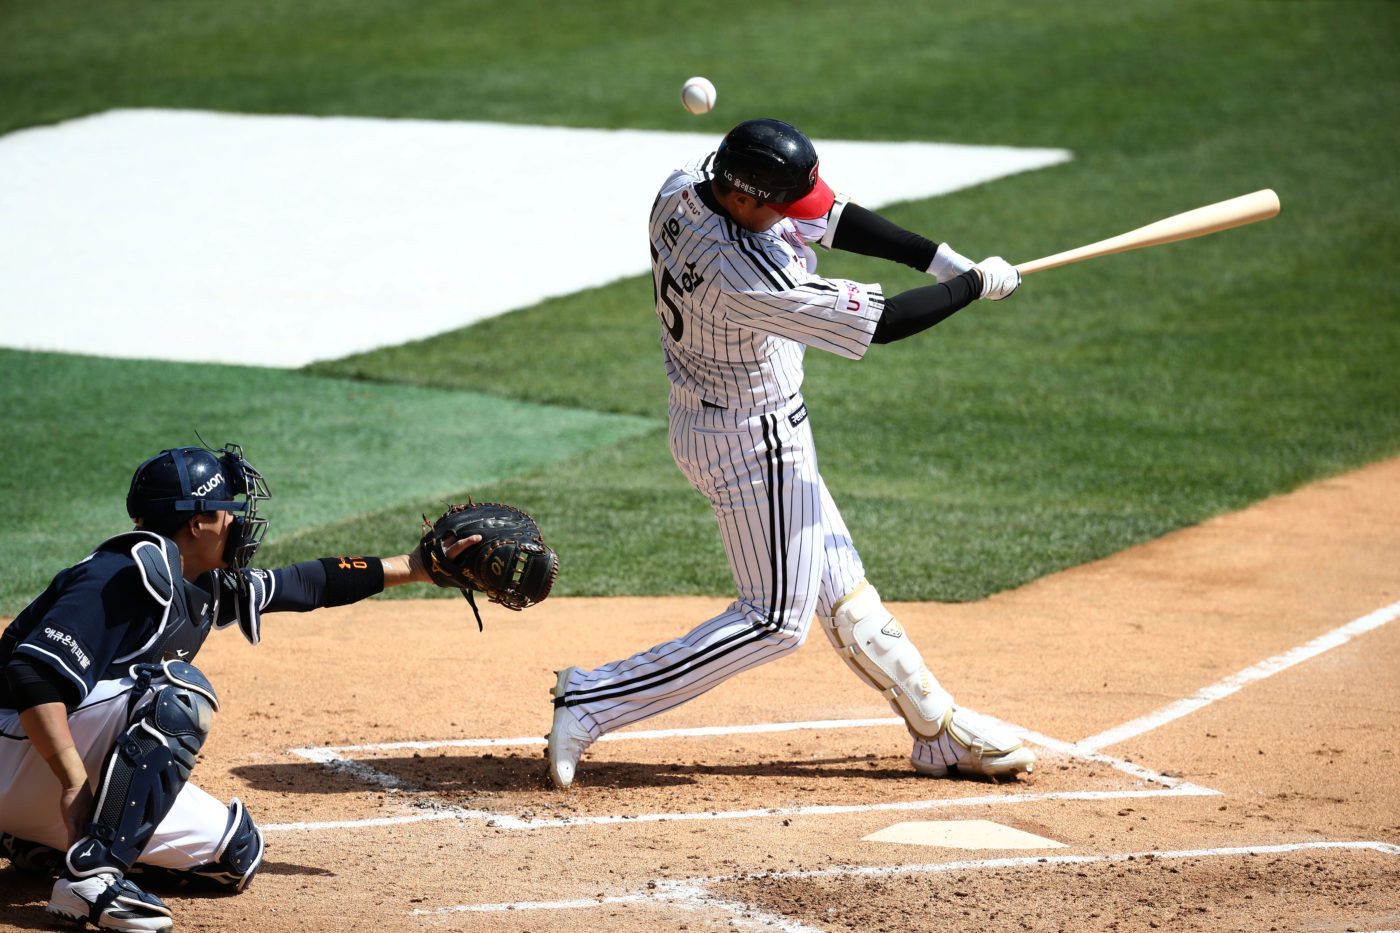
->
[[96, 531, 218, 667]]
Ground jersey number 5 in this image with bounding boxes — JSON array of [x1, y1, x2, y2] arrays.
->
[[649, 243, 684, 340]]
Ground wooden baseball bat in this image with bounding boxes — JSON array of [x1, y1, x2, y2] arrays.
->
[[1015, 189, 1280, 275]]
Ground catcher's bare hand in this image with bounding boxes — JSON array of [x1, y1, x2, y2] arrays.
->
[[407, 533, 479, 581]]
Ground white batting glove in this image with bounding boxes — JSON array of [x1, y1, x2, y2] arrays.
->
[[973, 256, 1020, 300], [927, 242, 975, 283]]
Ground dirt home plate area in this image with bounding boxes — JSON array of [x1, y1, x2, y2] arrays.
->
[[4, 459, 1399, 931]]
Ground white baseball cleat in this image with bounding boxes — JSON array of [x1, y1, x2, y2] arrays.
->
[[547, 666, 595, 789], [48, 872, 174, 932], [910, 708, 1035, 779]]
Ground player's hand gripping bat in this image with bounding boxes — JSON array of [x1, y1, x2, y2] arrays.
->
[[1015, 189, 1280, 275]]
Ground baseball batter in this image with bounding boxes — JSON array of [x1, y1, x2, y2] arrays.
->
[[0, 443, 477, 932], [548, 118, 1033, 788]]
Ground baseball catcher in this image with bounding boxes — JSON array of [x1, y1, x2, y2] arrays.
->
[[1, 442, 563, 932], [416, 501, 560, 629]]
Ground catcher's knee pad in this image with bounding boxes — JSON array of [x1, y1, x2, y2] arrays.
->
[[68, 663, 219, 877], [825, 582, 954, 740]]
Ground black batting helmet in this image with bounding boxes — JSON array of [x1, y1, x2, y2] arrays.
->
[[711, 118, 834, 219], [126, 443, 271, 568]]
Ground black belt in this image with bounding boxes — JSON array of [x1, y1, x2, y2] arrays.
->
[[700, 393, 796, 411]]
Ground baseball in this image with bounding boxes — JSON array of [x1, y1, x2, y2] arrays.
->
[[681, 76, 717, 115]]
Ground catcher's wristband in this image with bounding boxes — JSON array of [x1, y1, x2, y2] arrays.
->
[[318, 556, 386, 606]]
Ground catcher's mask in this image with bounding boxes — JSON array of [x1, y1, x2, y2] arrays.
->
[[127, 443, 272, 569], [711, 117, 834, 219]]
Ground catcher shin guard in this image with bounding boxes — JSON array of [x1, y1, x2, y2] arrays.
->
[[67, 662, 218, 878], [823, 582, 954, 739]]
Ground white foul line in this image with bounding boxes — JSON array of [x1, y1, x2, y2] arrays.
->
[[1075, 599, 1400, 753], [264, 785, 1214, 834], [708, 839, 1400, 883]]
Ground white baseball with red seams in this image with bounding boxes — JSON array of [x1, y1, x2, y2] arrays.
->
[[681, 76, 717, 115]]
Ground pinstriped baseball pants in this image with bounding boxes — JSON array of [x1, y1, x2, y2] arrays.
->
[[561, 392, 865, 738]]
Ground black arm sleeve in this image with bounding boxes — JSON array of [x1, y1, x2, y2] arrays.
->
[[3, 656, 76, 712], [265, 558, 386, 611], [829, 201, 940, 271], [871, 270, 981, 344]]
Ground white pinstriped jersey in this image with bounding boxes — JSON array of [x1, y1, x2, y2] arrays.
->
[[648, 155, 885, 410]]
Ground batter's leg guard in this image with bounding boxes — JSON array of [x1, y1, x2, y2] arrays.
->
[[825, 582, 1034, 779], [823, 581, 955, 737], [66, 661, 219, 879]]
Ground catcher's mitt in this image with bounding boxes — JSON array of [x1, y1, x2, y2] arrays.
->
[[419, 501, 559, 629]]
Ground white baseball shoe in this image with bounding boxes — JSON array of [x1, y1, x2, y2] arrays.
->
[[910, 708, 1035, 779], [48, 872, 174, 932], [547, 666, 595, 789]]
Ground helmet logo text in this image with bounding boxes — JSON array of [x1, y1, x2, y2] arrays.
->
[[191, 473, 225, 498]]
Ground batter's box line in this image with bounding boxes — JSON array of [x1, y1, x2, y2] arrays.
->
[[270, 718, 1216, 834], [410, 840, 1400, 932]]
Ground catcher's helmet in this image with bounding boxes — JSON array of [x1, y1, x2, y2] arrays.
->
[[711, 118, 835, 219], [126, 443, 271, 568]]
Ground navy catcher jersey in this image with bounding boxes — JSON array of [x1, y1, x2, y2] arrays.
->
[[1, 532, 332, 708]]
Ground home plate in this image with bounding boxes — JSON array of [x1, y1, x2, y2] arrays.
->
[[862, 820, 1067, 849]]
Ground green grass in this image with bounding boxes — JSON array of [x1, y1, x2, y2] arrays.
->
[[0, 350, 657, 610], [2, 0, 1398, 614]]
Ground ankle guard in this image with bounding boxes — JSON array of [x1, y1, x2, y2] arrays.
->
[[194, 797, 263, 891]]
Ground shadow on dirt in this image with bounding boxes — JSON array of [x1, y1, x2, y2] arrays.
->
[[0, 867, 52, 930], [232, 751, 1023, 795]]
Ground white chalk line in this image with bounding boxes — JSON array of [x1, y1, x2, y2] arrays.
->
[[1075, 598, 1400, 753], [280, 717, 919, 802], [414, 840, 1400, 926], [264, 785, 1214, 834]]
